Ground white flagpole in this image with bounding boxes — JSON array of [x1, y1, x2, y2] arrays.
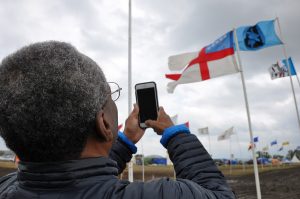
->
[[233, 29, 262, 199], [141, 138, 145, 182], [276, 17, 300, 130], [128, 0, 134, 182], [235, 129, 245, 172]]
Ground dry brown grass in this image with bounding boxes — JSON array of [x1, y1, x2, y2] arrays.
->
[[0, 161, 17, 169], [120, 163, 300, 181]]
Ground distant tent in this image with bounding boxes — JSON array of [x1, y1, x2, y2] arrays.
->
[[146, 155, 167, 165], [257, 157, 270, 165], [291, 154, 300, 163]]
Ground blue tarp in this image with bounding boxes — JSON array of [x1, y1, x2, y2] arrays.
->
[[152, 158, 167, 165]]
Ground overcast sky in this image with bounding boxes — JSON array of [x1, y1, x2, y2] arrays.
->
[[0, 0, 300, 159]]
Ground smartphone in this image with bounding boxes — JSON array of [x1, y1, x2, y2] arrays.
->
[[135, 82, 159, 129]]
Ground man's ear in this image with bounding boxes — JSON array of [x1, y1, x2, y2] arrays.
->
[[95, 110, 113, 142]]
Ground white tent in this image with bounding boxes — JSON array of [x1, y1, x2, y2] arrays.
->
[[291, 154, 300, 163]]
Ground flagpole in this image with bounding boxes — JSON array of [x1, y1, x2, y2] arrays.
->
[[208, 132, 212, 156], [235, 129, 245, 172], [229, 137, 232, 175], [141, 138, 145, 182], [276, 17, 300, 131], [233, 29, 262, 199], [128, 0, 134, 182], [258, 141, 263, 170]]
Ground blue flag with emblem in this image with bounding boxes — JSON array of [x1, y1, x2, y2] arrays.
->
[[236, 19, 282, 51], [253, 136, 259, 142], [282, 57, 297, 75], [271, 140, 277, 146]]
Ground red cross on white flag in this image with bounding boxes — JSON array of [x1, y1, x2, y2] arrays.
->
[[166, 31, 239, 93]]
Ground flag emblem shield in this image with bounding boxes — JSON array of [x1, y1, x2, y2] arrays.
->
[[244, 25, 265, 50]]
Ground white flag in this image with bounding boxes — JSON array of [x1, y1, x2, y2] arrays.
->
[[171, 115, 178, 125], [217, 126, 234, 141], [198, 127, 209, 135]]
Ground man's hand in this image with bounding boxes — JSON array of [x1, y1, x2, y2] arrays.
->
[[123, 104, 145, 144], [145, 107, 174, 135]]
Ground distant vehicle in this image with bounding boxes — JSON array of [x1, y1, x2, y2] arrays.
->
[[246, 159, 254, 165]]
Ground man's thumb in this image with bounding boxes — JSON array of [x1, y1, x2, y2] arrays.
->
[[145, 120, 158, 128]]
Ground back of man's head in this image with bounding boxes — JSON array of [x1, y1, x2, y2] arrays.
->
[[0, 41, 109, 162]]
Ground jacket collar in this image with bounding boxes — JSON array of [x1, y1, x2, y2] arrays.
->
[[17, 157, 119, 189]]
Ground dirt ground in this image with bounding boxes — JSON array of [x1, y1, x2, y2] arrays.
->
[[1, 162, 300, 199], [227, 166, 300, 199]]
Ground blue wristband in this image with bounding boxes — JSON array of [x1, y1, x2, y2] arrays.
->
[[118, 132, 137, 154], [160, 124, 190, 148]]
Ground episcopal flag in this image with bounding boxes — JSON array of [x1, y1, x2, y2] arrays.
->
[[198, 127, 209, 135], [236, 19, 282, 51], [166, 31, 239, 93], [171, 114, 189, 128], [171, 115, 178, 124], [271, 140, 277, 146], [282, 141, 290, 146], [218, 126, 234, 141], [253, 136, 259, 142], [269, 57, 296, 80], [184, 121, 190, 128], [118, 124, 123, 131]]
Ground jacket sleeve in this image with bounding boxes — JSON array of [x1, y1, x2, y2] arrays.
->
[[0, 172, 17, 194], [113, 132, 235, 199], [109, 136, 133, 174], [166, 133, 235, 198]]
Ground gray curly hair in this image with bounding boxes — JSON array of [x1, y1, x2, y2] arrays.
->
[[0, 41, 110, 162]]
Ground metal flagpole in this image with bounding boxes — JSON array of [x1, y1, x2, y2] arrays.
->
[[233, 29, 262, 199], [141, 138, 145, 181], [235, 129, 245, 172], [208, 132, 212, 156], [229, 137, 232, 175], [128, 0, 133, 182], [276, 17, 300, 130]]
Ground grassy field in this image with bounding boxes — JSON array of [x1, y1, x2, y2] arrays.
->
[[120, 163, 300, 181], [1, 160, 299, 180], [0, 161, 16, 169]]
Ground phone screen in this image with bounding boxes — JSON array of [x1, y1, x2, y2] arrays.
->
[[136, 87, 158, 123]]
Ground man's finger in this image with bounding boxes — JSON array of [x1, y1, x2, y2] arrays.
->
[[132, 104, 139, 116]]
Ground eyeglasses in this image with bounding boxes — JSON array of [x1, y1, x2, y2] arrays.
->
[[108, 82, 122, 101]]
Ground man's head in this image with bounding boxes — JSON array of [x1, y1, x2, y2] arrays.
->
[[0, 41, 118, 162]]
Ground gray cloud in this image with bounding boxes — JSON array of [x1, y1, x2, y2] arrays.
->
[[0, 0, 299, 159]]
